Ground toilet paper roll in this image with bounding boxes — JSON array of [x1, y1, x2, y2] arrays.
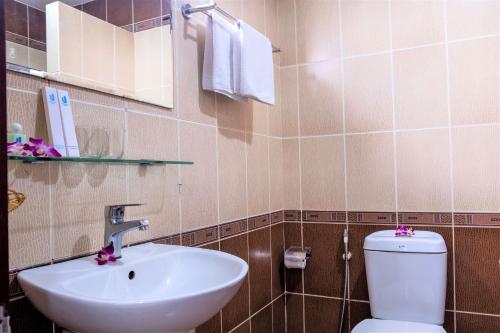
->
[[284, 247, 310, 269]]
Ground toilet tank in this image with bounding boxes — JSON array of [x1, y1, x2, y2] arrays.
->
[[364, 230, 447, 325]]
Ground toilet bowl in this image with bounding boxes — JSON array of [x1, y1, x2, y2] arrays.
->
[[352, 319, 446, 333], [351, 230, 448, 333]]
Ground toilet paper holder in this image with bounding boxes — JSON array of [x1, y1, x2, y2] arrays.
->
[[284, 246, 312, 269]]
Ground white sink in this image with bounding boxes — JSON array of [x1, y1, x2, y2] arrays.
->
[[18, 243, 248, 333]]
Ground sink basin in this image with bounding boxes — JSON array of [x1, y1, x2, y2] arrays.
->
[[18, 243, 248, 333]]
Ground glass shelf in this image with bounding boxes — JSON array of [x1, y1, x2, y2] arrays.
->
[[8, 156, 194, 166]]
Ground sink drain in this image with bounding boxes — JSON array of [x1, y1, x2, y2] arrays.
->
[[128, 271, 135, 280]]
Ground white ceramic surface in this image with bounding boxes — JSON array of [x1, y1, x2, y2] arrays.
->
[[18, 243, 248, 333]]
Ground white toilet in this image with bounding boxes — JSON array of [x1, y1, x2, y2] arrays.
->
[[352, 230, 448, 333]]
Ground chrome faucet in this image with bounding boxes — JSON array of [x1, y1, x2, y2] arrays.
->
[[104, 204, 149, 258]]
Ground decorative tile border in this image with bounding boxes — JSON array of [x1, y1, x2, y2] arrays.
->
[[348, 212, 397, 224], [284, 210, 301, 221], [271, 210, 285, 224], [248, 213, 271, 230], [454, 213, 500, 226], [220, 218, 248, 239], [133, 15, 171, 32], [6, 32, 28, 46], [181, 226, 219, 247], [28, 39, 46, 51], [302, 210, 346, 223], [399, 212, 452, 225]]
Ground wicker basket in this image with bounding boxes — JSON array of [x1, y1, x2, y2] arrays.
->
[[8, 189, 25, 213]]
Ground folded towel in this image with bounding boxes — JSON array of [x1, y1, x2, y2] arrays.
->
[[236, 21, 275, 105], [202, 13, 247, 102]]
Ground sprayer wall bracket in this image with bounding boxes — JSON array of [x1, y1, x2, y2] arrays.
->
[[342, 251, 352, 261]]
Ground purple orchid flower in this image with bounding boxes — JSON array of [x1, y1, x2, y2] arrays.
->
[[7, 142, 32, 157], [395, 225, 414, 237], [95, 242, 117, 266], [24, 138, 62, 157]]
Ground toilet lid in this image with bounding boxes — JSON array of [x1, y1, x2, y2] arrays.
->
[[352, 319, 447, 333]]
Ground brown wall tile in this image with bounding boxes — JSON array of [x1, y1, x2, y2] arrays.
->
[[232, 321, 250, 333], [271, 223, 285, 298], [28, 7, 45, 42], [273, 295, 286, 333], [196, 312, 221, 333], [82, 0, 107, 21], [304, 295, 345, 333], [9, 297, 53, 333], [107, 0, 133, 27], [5, 0, 27, 36], [249, 227, 272, 314], [456, 312, 500, 333], [455, 227, 500, 314], [286, 293, 304, 333], [349, 301, 371, 331], [303, 223, 345, 297], [133, 0, 161, 22], [221, 234, 250, 333], [250, 304, 272, 332]]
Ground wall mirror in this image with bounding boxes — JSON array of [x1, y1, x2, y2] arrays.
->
[[4, 0, 173, 108]]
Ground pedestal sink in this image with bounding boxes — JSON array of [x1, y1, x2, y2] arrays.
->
[[18, 243, 248, 333]]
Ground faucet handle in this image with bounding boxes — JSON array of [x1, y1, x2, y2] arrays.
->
[[105, 204, 145, 222]]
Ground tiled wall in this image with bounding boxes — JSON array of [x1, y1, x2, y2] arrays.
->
[[7, 0, 285, 332], [278, 0, 499, 333]]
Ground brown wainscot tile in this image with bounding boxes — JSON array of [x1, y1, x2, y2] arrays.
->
[[250, 303, 272, 332], [303, 210, 346, 223], [6, 31, 28, 46], [271, 223, 285, 297], [9, 272, 23, 297], [348, 211, 396, 224], [271, 210, 285, 224], [273, 295, 286, 333], [249, 227, 272, 314], [220, 218, 247, 239], [82, 0, 107, 21], [454, 213, 500, 226], [349, 301, 371, 331], [5, 0, 28, 36], [304, 295, 345, 333], [232, 321, 250, 333], [9, 297, 53, 333], [455, 227, 500, 314], [107, 0, 133, 27], [221, 234, 250, 333], [286, 293, 304, 333], [284, 210, 301, 221], [398, 212, 452, 225], [195, 312, 221, 333], [181, 226, 218, 247], [133, 0, 161, 23], [444, 310, 455, 333], [248, 213, 270, 230], [28, 7, 46, 43], [456, 312, 500, 333], [303, 223, 345, 297], [285, 222, 303, 293]]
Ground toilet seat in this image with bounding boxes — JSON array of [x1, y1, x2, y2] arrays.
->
[[352, 319, 447, 333]]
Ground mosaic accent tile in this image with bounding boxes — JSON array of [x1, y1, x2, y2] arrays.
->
[[348, 211, 396, 224], [454, 213, 500, 226], [302, 210, 346, 223], [399, 212, 453, 225]]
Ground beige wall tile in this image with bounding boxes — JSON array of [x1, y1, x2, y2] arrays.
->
[[391, 0, 445, 49], [218, 129, 247, 222], [449, 37, 500, 125], [126, 112, 178, 160], [8, 164, 51, 270], [246, 134, 270, 216], [217, 95, 247, 131], [124, 166, 180, 244], [82, 13, 114, 89], [266, 0, 279, 46], [246, 101, 269, 135], [6, 41, 29, 68], [218, 0, 242, 17], [341, 0, 390, 57], [453, 126, 500, 212], [242, 0, 266, 36], [346, 133, 395, 211], [115, 27, 135, 94], [299, 59, 343, 136], [296, 0, 341, 64], [393, 45, 448, 129], [396, 129, 452, 212], [28, 48, 47, 72], [175, 14, 217, 125], [179, 122, 218, 231], [269, 138, 284, 211], [7, 90, 48, 140], [301, 136, 345, 210], [278, 0, 297, 66], [7, 71, 46, 92], [280, 67, 299, 137], [447, 0, 500, 40], [49, 80, 125, 108], [282, 139, 301, 209], [344, 54, 393, 133], [269, 66, 282, 137]]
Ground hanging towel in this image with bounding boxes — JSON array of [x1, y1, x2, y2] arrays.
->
[[202, 13, 247, 102], [237, 21, 275, 105]]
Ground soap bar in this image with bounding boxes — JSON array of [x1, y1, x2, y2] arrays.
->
[[41, 86, 67, 156], [56, 89, 80, 157]]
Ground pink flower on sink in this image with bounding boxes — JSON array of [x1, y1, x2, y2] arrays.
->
[[95, 242, 117, 265]]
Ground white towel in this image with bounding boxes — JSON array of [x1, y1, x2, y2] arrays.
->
[[202, 13, 247, 102], [236, 21, 275, 105]]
